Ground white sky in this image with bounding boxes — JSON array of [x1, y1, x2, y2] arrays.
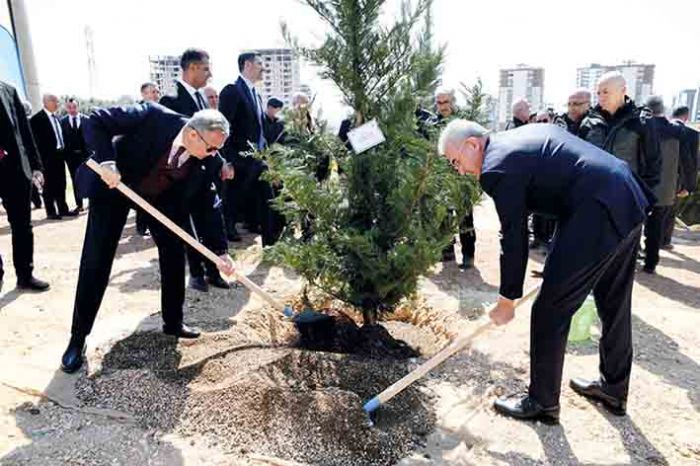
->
[[21, 0, 700, 126]]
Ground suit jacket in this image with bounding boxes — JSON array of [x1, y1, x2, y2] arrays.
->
[[79, 103, 226, 252], [30, 109, 64, 167], [159, 81, 203, 118], [219, 76, 265, 164], [676, 122, 698, 193], [480, 124, 655, 299], [0, 80, 42, 180], [61, 113, 88, 158]]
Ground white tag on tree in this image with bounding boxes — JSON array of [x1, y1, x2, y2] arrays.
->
[[347, 119, 386, 154]]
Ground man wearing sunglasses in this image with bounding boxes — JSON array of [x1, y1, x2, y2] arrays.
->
[[60, 104, 235, 374], [439, 120, 654, 424]]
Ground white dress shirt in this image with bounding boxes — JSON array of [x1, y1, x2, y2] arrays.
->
[[43, 108, 65, 150]]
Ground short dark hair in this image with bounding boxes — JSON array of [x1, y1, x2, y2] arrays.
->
[[267, 97, 284, 109], [140, 82, 157, 93], [238, 52, 260, 73], [180, 48, 209, 70], [66, 97, 79, 105], [672, 106, 690, 119]]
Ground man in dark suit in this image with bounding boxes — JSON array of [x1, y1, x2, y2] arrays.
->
[[664, 106, 699, 247], [159, 48, 233, 292], [30, 94, 78, 219], [439, 121, 654, 424], [220, 52, 283, 246], [60, 104, 235, 373], [61, 98, 89, 211], [0, 80, 50, 291]]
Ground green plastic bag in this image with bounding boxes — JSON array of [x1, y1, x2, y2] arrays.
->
[[568, 296, 598, 342]]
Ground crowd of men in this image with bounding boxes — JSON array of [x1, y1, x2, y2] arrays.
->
[[1, 52, 698, 384], [419, 72, 698, 275]]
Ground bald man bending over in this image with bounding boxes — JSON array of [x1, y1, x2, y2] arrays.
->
[[579, 72, 661, 190], [439, 120, 654, 424]]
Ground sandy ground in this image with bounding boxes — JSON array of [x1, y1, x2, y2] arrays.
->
[[0, 197, 698, 466]]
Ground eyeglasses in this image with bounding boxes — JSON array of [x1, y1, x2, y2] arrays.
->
[[194, 129, 223, 154]]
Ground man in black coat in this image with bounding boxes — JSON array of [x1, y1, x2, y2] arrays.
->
[[263, 97, 285, 145], [30, 94, 79, 219], [159, 48, 233, 292], [61, 98, 89, 211], [0, 80, 50, 292], [220, 52, 281, 246], [60, 104, 235, 374], [439, 121, 654, 424], [504, 98, 530, 130], [579, 72, 661, 191]]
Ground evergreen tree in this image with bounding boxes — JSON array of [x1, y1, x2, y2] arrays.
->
[[459, 78, 491, 126], [266, 0, 480, 325]]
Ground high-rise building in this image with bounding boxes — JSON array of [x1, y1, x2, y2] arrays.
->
[[497, 64, 544, 129], [577, 62, 655, 106], [248, 48, 303, 106], [149, 55, 180, 97], [673, 88, 700, 122]]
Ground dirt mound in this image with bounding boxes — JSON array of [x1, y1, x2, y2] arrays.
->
[[76, 330, 435, 466]]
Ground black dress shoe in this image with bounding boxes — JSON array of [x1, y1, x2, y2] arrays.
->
[[16, 276, 50, 292], [189, 276, 209, 292], [60, 209, 79, 217], [642, 265, 655, 274], [207, 274, 231, 289], [61, 336, 86, 373], [163, 324, 201, 339], [494, 394, 560, 425], [569, 378, 626, 416], [47, 214, 62, 220]]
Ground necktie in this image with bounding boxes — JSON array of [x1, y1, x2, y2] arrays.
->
[[195, 91, 207, 110], [71, 116, 76, 130], [52, 114, 64, 149], [251, 88, 266, 149]]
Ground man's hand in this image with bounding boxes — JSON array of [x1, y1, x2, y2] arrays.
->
[[31, 170, 44, 189], [677, 189, 689, 198], [489, 296, 516, 326], [217, 254, 236, 276], [99, 162, 121, 189], [220, 163, 234, 181]]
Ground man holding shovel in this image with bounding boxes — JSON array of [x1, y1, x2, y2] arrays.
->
[[438, 121, 654, 424], [60, 104, 235, 374]]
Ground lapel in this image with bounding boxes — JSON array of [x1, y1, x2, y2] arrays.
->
[[38, 110, 58, 147], [236, 77, 257, 117], [0, 85, 17, 128], [177, 81, 200, 115]]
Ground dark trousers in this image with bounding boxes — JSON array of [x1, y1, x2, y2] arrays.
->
[[442, 212, 476, 259], [135, 208, 149, 235], [258, 178, 284, 247], [644, 205, 673, 270], [532, 213, 556, 244], [65, 152, 86, 209], [185, 212, 220, 279], [42, 151, 70, 216], [459, 212, 476, 259], [71, 191, 186, 338], [661, 203, 677, 247], [30, 184, 42, 209], [529, 202, 640, 408], [0, 168, 34, 281]]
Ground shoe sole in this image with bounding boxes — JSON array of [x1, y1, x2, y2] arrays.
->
[[570, 385, 626, 416], [493, 405, 560, 425]]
